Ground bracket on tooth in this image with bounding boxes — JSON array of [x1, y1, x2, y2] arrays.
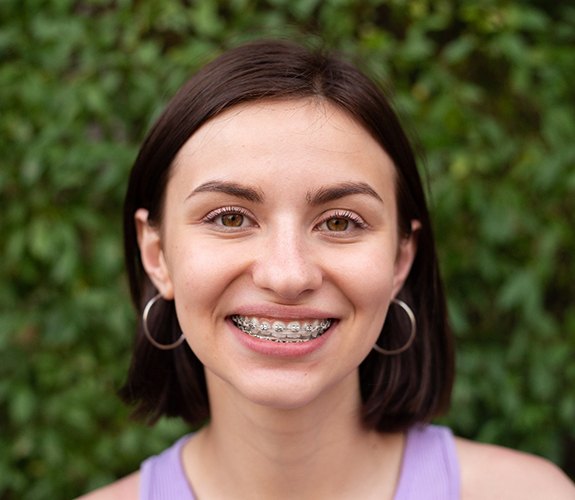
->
[[232, 316, 332, 342]]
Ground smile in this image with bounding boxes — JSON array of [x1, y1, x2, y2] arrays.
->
[[231, 316, 333, 343]]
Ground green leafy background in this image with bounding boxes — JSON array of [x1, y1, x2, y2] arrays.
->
[[1, 1, 574, 498]]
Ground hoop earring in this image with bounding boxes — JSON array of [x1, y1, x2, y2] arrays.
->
[[142, 293, 185, 350], [372, 298, 416, 355]]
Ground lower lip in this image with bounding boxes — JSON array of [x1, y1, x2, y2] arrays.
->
[[227, 318, 336, 357]]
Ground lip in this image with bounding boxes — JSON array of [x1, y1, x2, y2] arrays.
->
[[227, 306, 338, 357], [231, 304, 336, 321]]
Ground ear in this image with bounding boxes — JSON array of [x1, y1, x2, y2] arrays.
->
[[392, 219, 421, 297], [135, 208, 174, 299]]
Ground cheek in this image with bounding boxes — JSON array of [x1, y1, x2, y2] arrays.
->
[[338, 243, 397, 294], [351, 273, 393, 324], [167, 242, 241, 309], [332, 244, 397, 331]]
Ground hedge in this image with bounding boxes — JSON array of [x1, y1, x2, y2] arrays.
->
[[1, 1, 573, 498]]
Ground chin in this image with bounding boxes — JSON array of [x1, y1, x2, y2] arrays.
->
[[234, 373, 318, 409], [248, 388, 320, 411], [233, 367, 358, 413]]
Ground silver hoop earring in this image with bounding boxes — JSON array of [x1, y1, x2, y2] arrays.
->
[[372, 298, 416, 355], [142, 293, 185, 350]]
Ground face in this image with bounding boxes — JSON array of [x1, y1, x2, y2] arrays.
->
[[137, 100, 418, 411]]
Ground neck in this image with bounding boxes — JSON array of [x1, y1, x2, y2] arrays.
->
[[183, 370, 404, 500]]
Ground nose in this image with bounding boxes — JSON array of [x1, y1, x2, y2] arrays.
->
[[251, 226, 322, 301]]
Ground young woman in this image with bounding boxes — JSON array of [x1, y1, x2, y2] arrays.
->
[[81, 40, 574, 499]]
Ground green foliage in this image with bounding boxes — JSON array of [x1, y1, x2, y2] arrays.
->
[[1, 0, 573, 497]]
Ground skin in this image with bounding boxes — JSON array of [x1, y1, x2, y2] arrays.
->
[[79, 100, 575, 499]]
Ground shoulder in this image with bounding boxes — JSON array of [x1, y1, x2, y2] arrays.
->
[[455, 437, 575, 500], [75, 471, 140, 500]]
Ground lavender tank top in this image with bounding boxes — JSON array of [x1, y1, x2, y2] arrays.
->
[[140, 425, 460, 499]]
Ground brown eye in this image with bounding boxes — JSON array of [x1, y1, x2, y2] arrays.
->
[[326, 218, 349, 231], [221, 213, 244, 227]]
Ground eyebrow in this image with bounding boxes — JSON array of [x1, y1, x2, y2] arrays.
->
[[307, 182, 384, 206], [187, 180, 264, 203], [186, 180, 383, 205]]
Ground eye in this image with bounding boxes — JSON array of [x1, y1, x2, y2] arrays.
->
[[316, 210, 368, 234], [221, 213, 244, 227], [325, 217, 350, 232], [202, 206, 256, 230]]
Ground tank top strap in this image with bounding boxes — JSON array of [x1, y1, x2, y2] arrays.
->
[[394, 425, 461, 500], [140, 434, 196, 500]]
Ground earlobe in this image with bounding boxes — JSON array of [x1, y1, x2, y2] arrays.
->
[[392, 219, 421, 297], [135, 208, 174, 299]]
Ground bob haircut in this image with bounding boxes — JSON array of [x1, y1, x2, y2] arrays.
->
[[120, 39, 454, 432]]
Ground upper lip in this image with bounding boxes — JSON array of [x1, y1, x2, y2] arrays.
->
[[230, 304, 336, 321]]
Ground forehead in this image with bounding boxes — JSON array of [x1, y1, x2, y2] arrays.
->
[[170, 99, 396, 190]]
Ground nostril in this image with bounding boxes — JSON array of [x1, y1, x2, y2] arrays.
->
[[251, 238, 322, 299], [252, 264, 322, 299]]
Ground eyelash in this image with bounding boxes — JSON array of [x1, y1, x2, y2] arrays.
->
[[201, 207, 368, 232], [315, 210, 369, 232], [202, 206, 255, 228]]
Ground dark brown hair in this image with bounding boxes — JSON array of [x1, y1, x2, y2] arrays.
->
[[120, 39, 454, 431]]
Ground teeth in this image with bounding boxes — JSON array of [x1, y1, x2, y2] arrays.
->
[[232, 316, 332, 343], [287, 322, 299, 332]]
